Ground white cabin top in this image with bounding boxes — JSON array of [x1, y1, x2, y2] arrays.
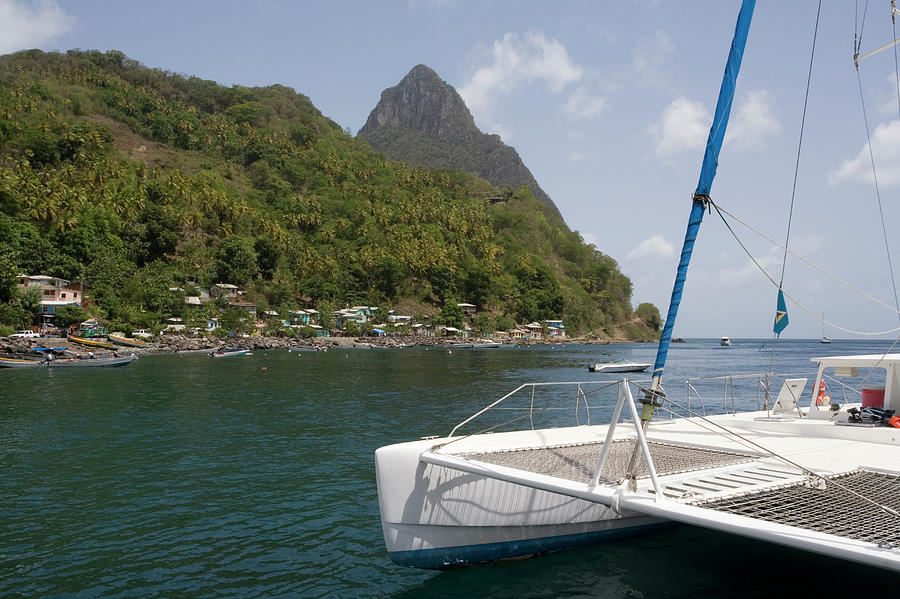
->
[[810, 353, 900, 411]]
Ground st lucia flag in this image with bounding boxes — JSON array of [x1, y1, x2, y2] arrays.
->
[[773, 289, 789, 336]]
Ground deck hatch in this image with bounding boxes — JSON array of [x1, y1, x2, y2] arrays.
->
[[462, 439, 757, 485], [696, 470, 900, 547]]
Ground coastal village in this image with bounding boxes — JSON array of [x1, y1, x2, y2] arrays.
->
[[3, 273, 570, 359]]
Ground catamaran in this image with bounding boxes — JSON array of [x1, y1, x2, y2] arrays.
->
[[375, 0, 900, 571]]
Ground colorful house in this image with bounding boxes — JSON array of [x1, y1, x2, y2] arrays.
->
[[17, 274, 83, 323], [544, 320, 566, 339]]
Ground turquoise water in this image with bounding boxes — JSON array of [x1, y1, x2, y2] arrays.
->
[[1, 340, 896, 597]]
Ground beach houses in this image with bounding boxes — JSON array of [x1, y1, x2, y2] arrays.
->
[[16, 274, 83, 324]]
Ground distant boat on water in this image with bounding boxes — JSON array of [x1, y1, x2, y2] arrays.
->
[[588, 360, 651, 373], [720, 336, 731, 346], [210, 348, 249, 358], [820, 313, 831, 343], [47, 354, 137, 367]]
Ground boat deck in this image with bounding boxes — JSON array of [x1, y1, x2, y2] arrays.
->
[[700, 469, 900, 547], [423, 408, 900, 570], [464, 439, 757, 485]]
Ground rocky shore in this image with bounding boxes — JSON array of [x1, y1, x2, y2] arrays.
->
[[0, 333, 621, 359]]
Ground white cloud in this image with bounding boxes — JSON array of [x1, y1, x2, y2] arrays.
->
[[565, 87, 606, 121], [876, 73, 899, 116], [718, 235, 822, 286], [581, 232, 600, 247], [631, 30, 675, 85], [650, 90, 779, 157], [626, 235, 676, 262], [728, 90, 780, 150], [650, 97, 710, 156], [828, 119, 900, 187], [460, 31, 582, 133], [0, 0, 75, 55], [718, 244, 781, 286]]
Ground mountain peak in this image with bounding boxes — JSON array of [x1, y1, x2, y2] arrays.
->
[[359, 65, 561, 219], [360, 64, 475, 141]]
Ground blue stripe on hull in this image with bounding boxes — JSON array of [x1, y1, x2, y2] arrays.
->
[[388, 522, 672, 569]]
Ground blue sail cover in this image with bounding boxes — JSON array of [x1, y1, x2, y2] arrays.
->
[[652, 0, 756, 378]]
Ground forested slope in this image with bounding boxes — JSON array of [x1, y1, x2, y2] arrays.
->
[[0, 49, 656, 338]]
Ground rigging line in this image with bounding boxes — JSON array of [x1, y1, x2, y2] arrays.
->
[[714, 202, 900, 316], [855, 66, 900, 323], [710, 201, 900, 336], [779, 0, 822, 287], [893, 0, 900, 124], [654, 392, 900, 520], [858, 0, 871, 53]]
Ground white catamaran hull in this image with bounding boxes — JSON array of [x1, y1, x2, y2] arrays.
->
[[376, 429, 666, 569]]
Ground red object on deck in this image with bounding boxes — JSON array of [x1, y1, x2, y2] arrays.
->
[[861, 386, 885, 408]]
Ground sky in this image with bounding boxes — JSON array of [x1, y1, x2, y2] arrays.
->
[[4, 0, 900, 340]]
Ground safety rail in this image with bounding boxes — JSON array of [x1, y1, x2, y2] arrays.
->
[[448, 380, 621, 437], [443, 379, 665, 498], [682, 371, 820, 417], [447, 372, 829, 439]]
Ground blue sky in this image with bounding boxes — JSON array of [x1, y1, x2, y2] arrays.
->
[[4, 0, 900, 340]]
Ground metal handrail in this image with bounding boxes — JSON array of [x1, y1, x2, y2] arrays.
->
[[447, 380, 619, 437]]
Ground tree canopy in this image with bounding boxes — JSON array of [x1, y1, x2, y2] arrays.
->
[[0, 49, 658, 338]]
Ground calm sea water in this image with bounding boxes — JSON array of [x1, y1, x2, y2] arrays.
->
[[1, 339, 897, 598]]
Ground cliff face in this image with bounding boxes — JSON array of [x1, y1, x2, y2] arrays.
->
[[359, 65, 561, 219]]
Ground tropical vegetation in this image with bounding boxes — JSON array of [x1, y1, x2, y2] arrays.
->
[[0, 49, 659, 338]]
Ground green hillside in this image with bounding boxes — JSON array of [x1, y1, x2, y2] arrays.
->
[[0, 49, 657, 338]]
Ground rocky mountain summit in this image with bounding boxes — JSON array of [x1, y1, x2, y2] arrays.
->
[[358, 65, 561, 219]]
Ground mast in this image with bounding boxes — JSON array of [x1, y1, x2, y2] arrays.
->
[[625, 0, 756, 487]]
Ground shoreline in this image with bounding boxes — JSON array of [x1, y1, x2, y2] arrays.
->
[[0, 333, 648, 358]]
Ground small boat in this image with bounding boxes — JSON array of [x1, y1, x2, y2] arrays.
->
[[288, 346, 325, 352], [0, 356, 46, 368], [720, 336, 731, 346], [68, 335, 116, 349], [588, 360, 651, 373], [453, 342, 502, 349], [210, 347, 249, 358], [820, 313, 831, 343], [108, 334, 149, 348], [46, 354, 137, 367]]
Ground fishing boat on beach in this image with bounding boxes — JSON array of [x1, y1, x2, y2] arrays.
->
[[108, 334, 149, 348], [375, 1, 900, 572], [67, 335, 116, 349]]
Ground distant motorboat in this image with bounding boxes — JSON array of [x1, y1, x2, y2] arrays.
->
[[453, 342, 502, 349], [720, 336, 731, 346], [820, 313, 831, 343], [210, 347, 249, 358], [588, 360, 651, 373]]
